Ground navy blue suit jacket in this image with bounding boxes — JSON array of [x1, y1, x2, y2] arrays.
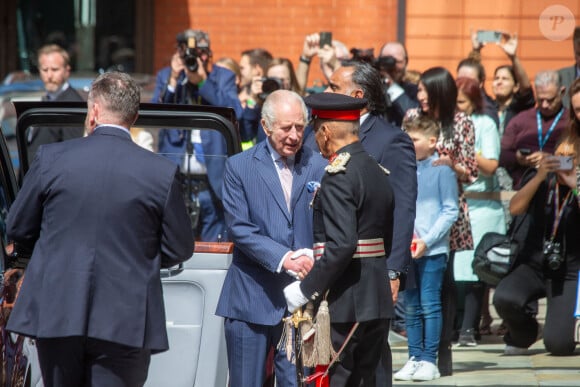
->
[[216, 141, 326, 325], [7, 127, 194, 353], [359, 114, 417, 285]]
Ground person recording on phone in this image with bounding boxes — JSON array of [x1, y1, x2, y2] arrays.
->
[[461, 30, 535, 135], [493, 78, 580, 357], [295, 32, 351, 92], [500, 70, 568, 189], [378, 42, 420, 127], [493, 132, 580, 356]]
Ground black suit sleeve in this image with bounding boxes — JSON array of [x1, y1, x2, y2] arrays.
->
[[160, 169, 195, 268], [6, 150, 44, 250], [385, 82, 419, 127], [379, 131, 416, 276]]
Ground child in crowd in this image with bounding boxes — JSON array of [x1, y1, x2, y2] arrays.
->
[[395, 116, 459, 382]]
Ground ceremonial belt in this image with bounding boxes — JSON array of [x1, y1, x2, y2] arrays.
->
[[313, 238, 385, 259]]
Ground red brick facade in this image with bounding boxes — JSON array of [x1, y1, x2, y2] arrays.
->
[[153, 0, 399, 86]]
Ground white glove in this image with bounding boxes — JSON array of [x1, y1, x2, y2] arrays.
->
[[284, 281, 308, 313]]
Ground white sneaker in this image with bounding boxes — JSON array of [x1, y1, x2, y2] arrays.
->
[[411, 360, 441, 381], [393, 357, 419, 381], [504, 345, 529, 355]]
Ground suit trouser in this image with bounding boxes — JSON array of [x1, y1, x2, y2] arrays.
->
[[35, 336, 151, 387], [330, 319, 388, 387], [224, 318, 296, 387]]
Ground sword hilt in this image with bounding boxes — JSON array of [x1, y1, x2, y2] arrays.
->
[[283, 308, 311, 329]]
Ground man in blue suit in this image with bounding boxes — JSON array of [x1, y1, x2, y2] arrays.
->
[[152, 29, 238, 242], [308, 60, 416, 387], [216, 89, 326, 387], [6, 72, 194, 387]]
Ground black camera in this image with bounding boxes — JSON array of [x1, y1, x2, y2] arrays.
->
[[375, 55, 397, 72], [181, 47, 199, 72], [543, 240, 564, 270], [349, 48, 397, 75], [350, 48, 375, 65], [259, 77, 283, 100]]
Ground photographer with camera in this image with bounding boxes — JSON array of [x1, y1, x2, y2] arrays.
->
[[153, 29, 237, 242], [493, 80, 580, 355], [378, 42, 419, 127], [152, 30, 212, 105]]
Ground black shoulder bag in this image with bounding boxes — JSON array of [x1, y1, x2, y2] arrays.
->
[[472, 213, 527, 287]]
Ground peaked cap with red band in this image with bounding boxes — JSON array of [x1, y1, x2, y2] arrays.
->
[[304, 93, 367, 121]]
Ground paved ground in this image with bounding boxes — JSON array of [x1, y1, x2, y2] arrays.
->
[[390, 297, 580, 386]]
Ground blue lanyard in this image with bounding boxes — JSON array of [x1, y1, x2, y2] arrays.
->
[[537, 109, 563, 151]]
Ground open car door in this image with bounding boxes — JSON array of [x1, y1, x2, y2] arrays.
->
[[12, 101, 241, 387]]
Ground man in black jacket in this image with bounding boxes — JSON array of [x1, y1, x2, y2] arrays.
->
[[378, 42, 419, 127], [27, 44, 85, 162], [7, 71, 194, 387], [285, 92, 395, 386]]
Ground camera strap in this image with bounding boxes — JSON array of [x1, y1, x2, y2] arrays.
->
[[547, 181, 572, 241]]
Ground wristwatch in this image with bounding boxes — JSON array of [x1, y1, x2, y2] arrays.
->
[[388, 270, 401, 281]]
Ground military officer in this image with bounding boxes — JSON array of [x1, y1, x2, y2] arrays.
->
[[284, 92, 395, 386]]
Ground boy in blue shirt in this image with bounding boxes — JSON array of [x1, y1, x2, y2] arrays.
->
[[395, 116, 459, 382]]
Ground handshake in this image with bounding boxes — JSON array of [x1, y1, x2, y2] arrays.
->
[[285, 248, 314, 280], [283, 248, 314, 313]]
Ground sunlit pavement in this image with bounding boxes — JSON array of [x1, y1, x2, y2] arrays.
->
[[390, 296, 580, 386]]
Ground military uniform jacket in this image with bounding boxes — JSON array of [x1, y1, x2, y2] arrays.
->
[[300, 141, 395, 323]]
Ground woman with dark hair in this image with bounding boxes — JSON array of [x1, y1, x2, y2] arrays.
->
[[266, 57, 302, 95], [402, 66, 477, 376], [454, 77, 505, 346], [404, 68, 478, 251], [462, 31, 535, 135], [492, 77, 580, 356]]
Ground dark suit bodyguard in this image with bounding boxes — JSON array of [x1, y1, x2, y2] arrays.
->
[[27, 44, 85, 162], [6, 72, 194, 387], [216, 90, 326, 387], [285, 93, 395, 386]]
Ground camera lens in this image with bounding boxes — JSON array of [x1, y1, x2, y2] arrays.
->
[[182, 48, 198, 72], [544, 240, 563, 270], [259, 77, 283, 99], [547, 254, 563, 270]]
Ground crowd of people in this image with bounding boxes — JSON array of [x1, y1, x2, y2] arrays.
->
[[7, 24, 580, 387]]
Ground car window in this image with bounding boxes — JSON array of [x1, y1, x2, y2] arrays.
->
[[13, 101, 240, 243]]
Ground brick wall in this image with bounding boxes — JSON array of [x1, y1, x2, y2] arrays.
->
[[153, 0, 398, 87], [406, 0, 579, 92]]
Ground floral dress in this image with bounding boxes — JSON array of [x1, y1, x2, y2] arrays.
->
[[403, 108, 478, 251]]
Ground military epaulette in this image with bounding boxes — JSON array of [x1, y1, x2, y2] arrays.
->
[[379, 164, 390, 175], [325, 152, 350, 174]]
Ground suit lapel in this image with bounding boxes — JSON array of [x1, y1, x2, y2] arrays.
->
[[290, 148, 309, 212], [254, 143, 291, 220]]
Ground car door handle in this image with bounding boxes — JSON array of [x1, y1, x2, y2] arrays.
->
[[161, 263, 184, 278]]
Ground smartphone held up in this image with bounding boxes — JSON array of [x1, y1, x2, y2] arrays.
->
[[477, 30, 502, 44], [319, 31, 332, 48], [554, 155, 574, 171]]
